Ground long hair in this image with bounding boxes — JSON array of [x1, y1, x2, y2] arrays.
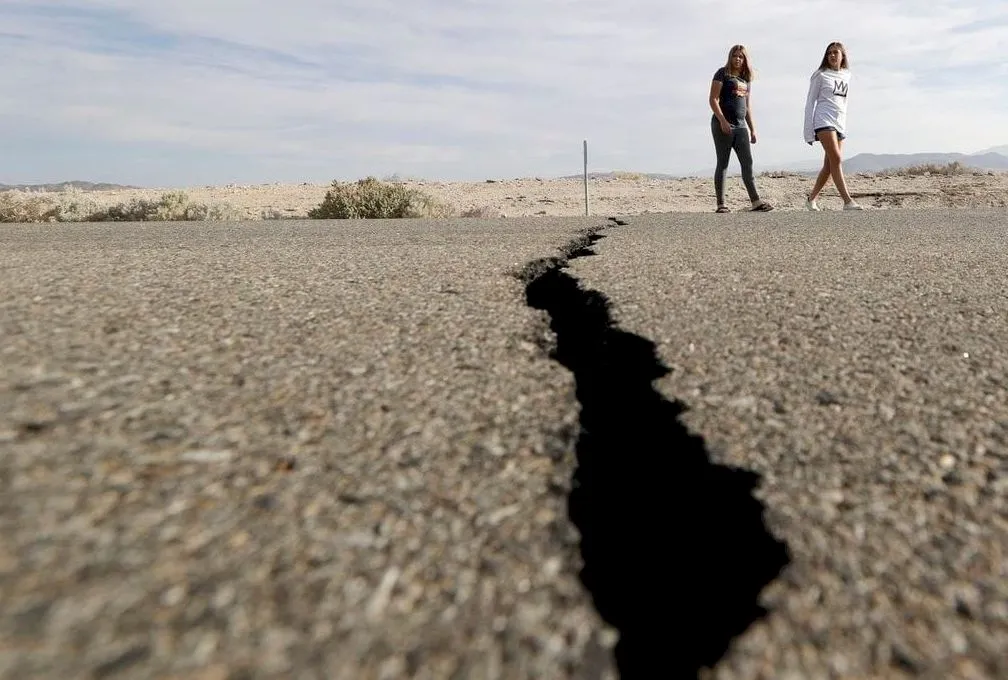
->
[[818, 41, 849, 70], [724, 44, 755, 81]]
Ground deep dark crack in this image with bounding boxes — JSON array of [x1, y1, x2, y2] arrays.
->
[[520, 225, 790, 678]]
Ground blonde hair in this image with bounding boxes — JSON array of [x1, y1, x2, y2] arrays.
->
[[724, 44, 755, 81], [818, 41, 849, 70]]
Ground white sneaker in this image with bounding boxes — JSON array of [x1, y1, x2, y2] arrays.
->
[[843, 201, 865, 211], [805, 198, 821, 211]]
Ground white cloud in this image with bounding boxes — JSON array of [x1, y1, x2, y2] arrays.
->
[[0, 0, 1006, 185]]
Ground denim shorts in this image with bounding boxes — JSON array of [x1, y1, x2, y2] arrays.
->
[[814, 126, 846, 141]]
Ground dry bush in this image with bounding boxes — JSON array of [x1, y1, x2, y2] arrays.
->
[[260, 208, 297, 220], [0, 191, 61, 222], [610, 171, 646, 181], [760, 170, 802, 179], [411, 192, 456, 218], [86, 191, 229, 221], [460, 205, 500, 218], [308, 177, 453, 219], [2, 190, 231, 222], [889, 161, 970, 177]]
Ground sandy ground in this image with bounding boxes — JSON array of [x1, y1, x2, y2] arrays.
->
[[10, 171, 1008, 221]]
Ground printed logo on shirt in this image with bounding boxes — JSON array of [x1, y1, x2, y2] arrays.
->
[[832, 80, 848, 97], [733, 79, 749, 97]]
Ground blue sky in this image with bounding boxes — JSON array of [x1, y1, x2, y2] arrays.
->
[[1, 0, 1006, 186]]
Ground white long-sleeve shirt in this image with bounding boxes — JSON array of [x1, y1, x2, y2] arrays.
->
[[803, 68, 850, 144]]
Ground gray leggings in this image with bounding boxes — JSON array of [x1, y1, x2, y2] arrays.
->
[[711, 116, 759, 205]]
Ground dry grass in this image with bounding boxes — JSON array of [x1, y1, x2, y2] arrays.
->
[[0, 190, 230, 223], [886, 161, 970, 177], [85, 191, 231, 222]]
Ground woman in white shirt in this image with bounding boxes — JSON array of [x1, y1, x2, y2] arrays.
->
[[803, 42, 864, 211]]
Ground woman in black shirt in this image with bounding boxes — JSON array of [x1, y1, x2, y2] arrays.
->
[[708, 44, 774, 213]]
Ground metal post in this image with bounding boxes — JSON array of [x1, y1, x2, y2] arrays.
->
[[583, 140, 589, 216]]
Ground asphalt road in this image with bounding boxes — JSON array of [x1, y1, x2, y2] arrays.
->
[[565, 209, 1007, 680], [1, 211, 1005, 680]]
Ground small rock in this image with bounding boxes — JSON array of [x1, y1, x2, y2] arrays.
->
[[815, 390, 841, 406], [212, 584, 236, 609], [12, 403, 60, 433], [181, 449, 233, 464], [161, 585, 187, 607], [366, 567, 401, 622], [728, 395, 758, 411], [542, 557, 563, 579], [942, 470, 963, 486], [229, 531, 251, 549], [821, 489, 845, 505], [487, 504, 521, 526], [253, 494, 276, 511], [275, 455, 297, 472], [890, 643, 922, 673], [378, 656, 407, 680], [93, 645, 151, 679]]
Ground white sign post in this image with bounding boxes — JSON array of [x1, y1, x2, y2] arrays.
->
[[583, 140, 589, 216]]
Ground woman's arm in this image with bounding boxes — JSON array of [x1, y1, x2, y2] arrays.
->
[[745, 92, 757, 143], [803, 71, 821, 144], [709, 80, 731, 134]]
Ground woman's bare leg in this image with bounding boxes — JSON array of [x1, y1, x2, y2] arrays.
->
[[817, 130, 854, 203], [808, 156, 831, 201]]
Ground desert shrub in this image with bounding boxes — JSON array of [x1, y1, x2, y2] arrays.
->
[[760, 170, 802, 179], [610, 171, 646, 181], [85, 199, 158, 222], [0, 191, 61, 222], [260, 207, 294, 220], [54, 192, 102, 222], [411, 191, 455, 218], [460, 205, 499, 218], [85, 191, 228, 222], [382, 173, 423, 183], [891, 161, 969, 177], [308, 176, 453, 219], [1, 189, 230, 223]]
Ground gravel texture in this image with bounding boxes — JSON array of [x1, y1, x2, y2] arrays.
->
[[3, 210, 1005, 680], [567, 209, 1008, 679], [0, 219, 618, 680]]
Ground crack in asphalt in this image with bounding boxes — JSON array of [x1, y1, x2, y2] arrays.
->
[[518, 222, 790, 678]]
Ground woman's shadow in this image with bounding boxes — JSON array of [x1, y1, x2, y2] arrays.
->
[[526, 261, 790, 678]]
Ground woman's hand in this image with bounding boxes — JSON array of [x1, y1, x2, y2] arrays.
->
[[750, 130, 758, 144], [720, 119, 732, 135]]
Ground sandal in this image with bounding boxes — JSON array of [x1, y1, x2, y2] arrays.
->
[[752, 201, 774, 212], [715, 205, 730, 213]]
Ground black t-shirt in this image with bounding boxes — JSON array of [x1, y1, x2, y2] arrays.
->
[[713, 67, 749, 126]]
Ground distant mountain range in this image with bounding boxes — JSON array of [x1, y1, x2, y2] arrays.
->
[[619, 146, 1008, 179], [0, 180, 138, 192], [788, 149, 1008, 174], [6, 148, 1008, 189]]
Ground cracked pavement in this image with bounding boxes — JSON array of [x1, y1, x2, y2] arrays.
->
[[567, 209, 1008, 679], [2, 210, 1007, 679]]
